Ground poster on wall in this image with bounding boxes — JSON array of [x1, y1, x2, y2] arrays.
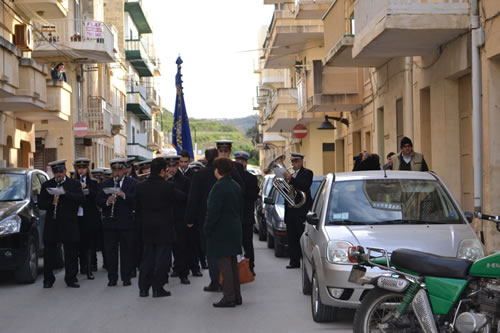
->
[[85, 21, 104, 39]]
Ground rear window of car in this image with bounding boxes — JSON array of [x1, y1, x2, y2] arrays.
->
[[326, 179, 465, 225]]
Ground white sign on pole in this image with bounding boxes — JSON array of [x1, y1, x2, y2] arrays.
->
[[85, 21, 104, 39]]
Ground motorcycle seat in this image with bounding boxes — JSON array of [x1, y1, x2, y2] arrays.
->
[[391, 249, 473, 279]]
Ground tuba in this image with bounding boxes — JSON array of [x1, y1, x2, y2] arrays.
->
[[267, 155, 306, 209]]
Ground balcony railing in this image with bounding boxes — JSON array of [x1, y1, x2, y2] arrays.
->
[[125, 39, 154, 77], [146, 86, 160, 107], [127, 87, 152, 120], [80, 98, 112, 138], [294, 0, 332, 19], [127, 143, 153, 160], [271, 88, 297, 112], [33, 19, 115, 63], [15, 0, 69, 19], [145, 121, 162, 149]]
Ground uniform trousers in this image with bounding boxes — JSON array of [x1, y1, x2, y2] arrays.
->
[[208, 255, 220, 286], [242, 223, 255, 270], [172, 223, 189, 278], [186, 225, 201, 272], [285, 215, 305, 266], [139, 243, 172, 292], [44, 242, 79, 285], [216, 256, 241, 302], [78, 217, 97, 273], [103, 229, 136, 283]]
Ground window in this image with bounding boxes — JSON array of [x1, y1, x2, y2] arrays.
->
[[31, 173, 42, 195], [0, 174, 27, 201]]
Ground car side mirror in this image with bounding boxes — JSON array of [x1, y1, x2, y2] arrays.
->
[[464, 211, 473, 223], [264, 197, 274, 205], [306, 211, 319, 226]]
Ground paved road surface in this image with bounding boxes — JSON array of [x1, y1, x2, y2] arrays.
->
[[0, 236, 353, 333]]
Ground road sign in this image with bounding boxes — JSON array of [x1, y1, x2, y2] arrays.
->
[[293, 124, 308, 139], [73, 121, 89, 137]]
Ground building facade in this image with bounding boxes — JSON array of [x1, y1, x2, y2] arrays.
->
[[256, 0, 499, 253]]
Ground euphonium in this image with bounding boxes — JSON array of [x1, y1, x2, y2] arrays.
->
[[267, 155, 306, 209]]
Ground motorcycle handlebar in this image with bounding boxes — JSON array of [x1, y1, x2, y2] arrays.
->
[[475, 212, 500, 232]]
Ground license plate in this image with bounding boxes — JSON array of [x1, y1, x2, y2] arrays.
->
[[348, 265, 367, 284]]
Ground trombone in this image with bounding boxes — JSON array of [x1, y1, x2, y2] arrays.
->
[[267, 155, 306, 209]]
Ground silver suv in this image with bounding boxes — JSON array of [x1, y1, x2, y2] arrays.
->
[[300, 171, 483, 322]]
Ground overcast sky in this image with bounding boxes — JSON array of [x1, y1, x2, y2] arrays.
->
[[144, 1, 274, 120]]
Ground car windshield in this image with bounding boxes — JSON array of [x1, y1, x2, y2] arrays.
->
[[326, 179, 464, 225], [276, 192, 284, 206], [0, 173, 27, 201], [263, 177, 274, 197]]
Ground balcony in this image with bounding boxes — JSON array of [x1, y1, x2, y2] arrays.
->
[[0, 37, 21, 98], [353, 0, 470, 62], [0, 58, 47, 119], [127, 143, 153, 161], [295, 0, 331, 19], [111, 106, 125, 132], [81, 98, 112, 138], [256, 86, 270, 106], [145, 121, 162, 150], [146, 85, 160, 108], [298, 61, 363, 117], [127, 86, 152, 120], [264, 10, 324, 69], [125, 39, 154, 77], [32, 19, 116, 63], [124, 0, 152, 35], [266, 88, 299, 132], [15, 0, 68, 19]]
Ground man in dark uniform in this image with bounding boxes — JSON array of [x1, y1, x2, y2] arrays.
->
[[97, 158, 138, 287], [188, 162, 203, 173], [125, 157, 138, 179], [165, 155, 197, 284], [215, 140, 246, 185], [135, 159, 152, 180], [91, 168, 105, 184], [39, 160, 84, 288], [73, 158, 100, 280], [283, 153, 313, 269], [234, 151, 259, 275], [179, 150, 194, 179], [136, 158, 177, 297]]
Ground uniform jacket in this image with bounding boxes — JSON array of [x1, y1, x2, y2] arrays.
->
[[170, 171, 190, 224], [204, 176, 242, 257], [392, 152, 429, 171], [77, 176, 101, 232], [241, 170, 259, 225], [39, 177, 84, 243], [284, 167, 314, 223], [135, 175, 176, 244], [180, 167, 194, 179], [97, 176, 137, 230]]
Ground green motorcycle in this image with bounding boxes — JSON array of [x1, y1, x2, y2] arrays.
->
[[348, 214, 500, 333]]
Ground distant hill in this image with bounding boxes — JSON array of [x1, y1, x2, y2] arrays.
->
[[161, 110, 259, 165]]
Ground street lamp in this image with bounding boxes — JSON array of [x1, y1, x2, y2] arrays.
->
[[317, 115, 349, 130]]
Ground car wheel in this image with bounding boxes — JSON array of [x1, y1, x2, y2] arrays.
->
[[311, 271, 336, 322], [274, 241, 286, 258], [301, 261, 312, 295], [15, 237, 38, 284], [267, 231, 274, 249], [258, 219, 267, 241]]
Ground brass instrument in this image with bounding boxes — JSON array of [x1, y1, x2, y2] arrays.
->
[[110, 177, 119, 220], [267, 155, 306, 209], [52, 181, 62, 219]]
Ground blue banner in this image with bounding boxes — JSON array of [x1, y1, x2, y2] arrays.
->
[[172, 56, 194, 158]]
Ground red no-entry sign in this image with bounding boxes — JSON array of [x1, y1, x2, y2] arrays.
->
[[73, 121, 89, 137], [293, 124, 308, 139]]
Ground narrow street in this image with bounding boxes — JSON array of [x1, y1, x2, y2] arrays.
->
[[0, 236, 354, 333]]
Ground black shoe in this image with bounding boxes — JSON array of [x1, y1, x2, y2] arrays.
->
[[236, 297, 243, 306], [43, 281, 54, 289], [152, 288, 171, 298], [201, 264, 209, 270], [213, 299, 236, 308], [180, 277, 190, 285], [123, 280, 132, 286], [191, 270, 203, 277], [108, 281, 117, 287], [87, 273, 95, 280], [286, 264, 300, 269], [170, 271, 179, 278], [251, 269, 256, 277], [139, 290, 149, 297], [203, 283, 222, 292], [67, 282, 80, 288]]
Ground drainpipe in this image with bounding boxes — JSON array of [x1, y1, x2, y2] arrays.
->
[[404, 57, 414, 139], [471, 0, 485, 241]]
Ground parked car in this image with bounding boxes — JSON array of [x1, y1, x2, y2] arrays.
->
[[0, 168, 50, 283], [265, 176, 324, 257], [254, 174, 275, 241], [300, 171, 484, 322]]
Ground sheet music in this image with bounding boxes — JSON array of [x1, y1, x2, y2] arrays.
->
[[46, 187, 65, 195], [103, 187, 121, 195]]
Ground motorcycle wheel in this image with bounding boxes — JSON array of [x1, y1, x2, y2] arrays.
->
[[353, 288, 422, 333]]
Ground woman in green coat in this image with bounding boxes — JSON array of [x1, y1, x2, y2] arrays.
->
[[204, 157, 243, 308]]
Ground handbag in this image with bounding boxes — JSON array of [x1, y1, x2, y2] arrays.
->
[[219, 257, 255, 285]]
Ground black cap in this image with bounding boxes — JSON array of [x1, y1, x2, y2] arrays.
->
[[400, 136, 413, 149], [48, 160, 66, 173]]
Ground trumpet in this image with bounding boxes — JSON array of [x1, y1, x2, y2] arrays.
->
[[267, 155, 306, 209], [110, 177, 119, 220], [52, 181, 62, 219]]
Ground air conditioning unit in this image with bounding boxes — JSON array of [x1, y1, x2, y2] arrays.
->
[[14, 24, 33, 52]]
